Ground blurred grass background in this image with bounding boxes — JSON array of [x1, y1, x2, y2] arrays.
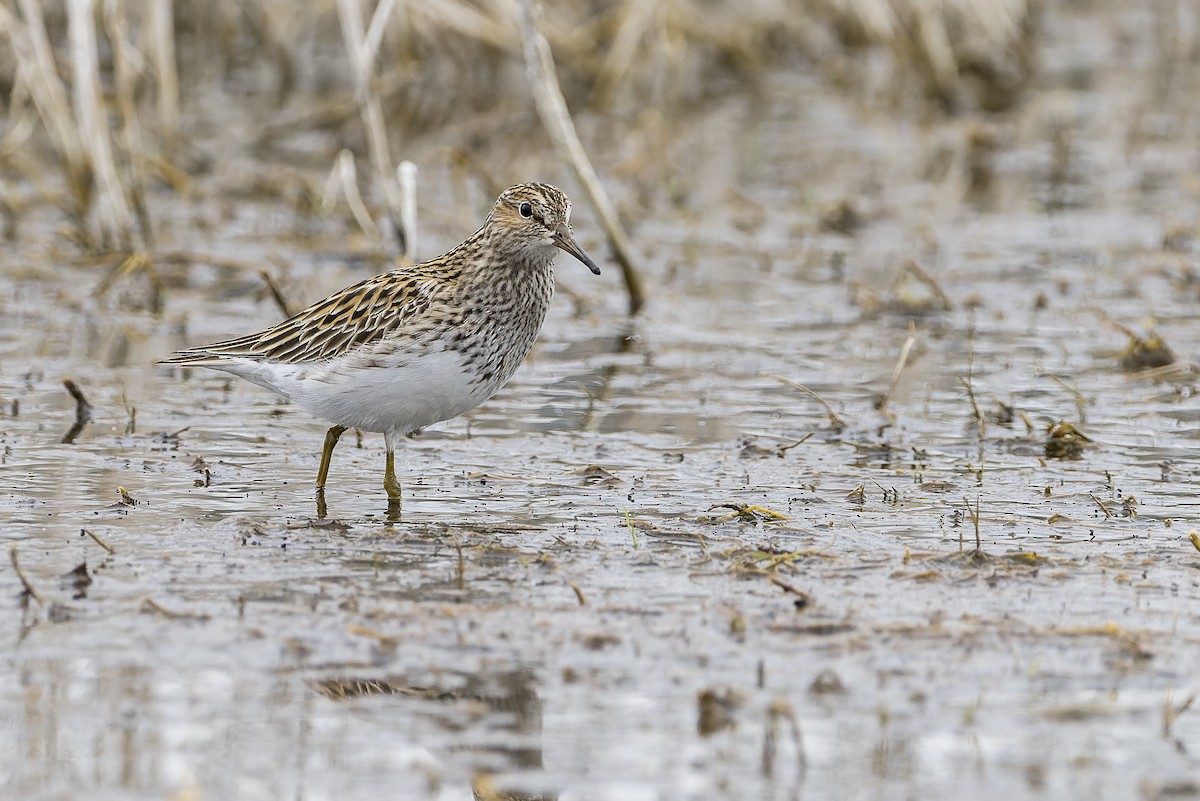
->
[[0, 0, 1035, 257]]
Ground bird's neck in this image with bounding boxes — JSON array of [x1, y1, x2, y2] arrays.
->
[[476, 227, 557, 275]]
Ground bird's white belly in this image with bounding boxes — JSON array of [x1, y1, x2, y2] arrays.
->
[[285, 349, 492, 435]]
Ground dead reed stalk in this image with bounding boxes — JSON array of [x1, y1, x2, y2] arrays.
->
[[68, 0, 135, 247], [519, 0, 647, 315], [335, 0, 411, 254]]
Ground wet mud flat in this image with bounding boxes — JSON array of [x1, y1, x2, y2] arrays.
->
[[5, 3, 1200, 801]]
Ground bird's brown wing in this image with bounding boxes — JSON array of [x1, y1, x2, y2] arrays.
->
[[159, 264, 460, 366]]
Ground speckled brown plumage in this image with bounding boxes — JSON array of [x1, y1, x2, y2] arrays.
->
[[159, 183, 601, 507]]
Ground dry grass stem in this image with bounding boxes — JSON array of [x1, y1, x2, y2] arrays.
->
[[959, 332, 987, 468], [68, 0, 134, 246], [1039, 372, 1089, 423], [903, 261, 952, 310], [1089, 494, 1113, 518], [962, 495, 982, 552], [335, 0, 408, 251], [879, 322, 917, 414], [1126, 362, 1199, 383]]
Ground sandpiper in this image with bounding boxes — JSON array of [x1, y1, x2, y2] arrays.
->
[[159, 183, 600, 510]]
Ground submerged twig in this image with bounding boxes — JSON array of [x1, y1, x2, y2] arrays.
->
[[61, 377, 94, 444], [959, 373, 985, 429], [150, 0, 178, 158], [140, 597, 210, 620], [903, 260, 952, 310], [768, 575, 813, 608], [519, 0, 646, 315], [81, 528, 115, 554], [396, 160, 418, 260], [9, 545, 45, 606], [763, 372, 847, 430]]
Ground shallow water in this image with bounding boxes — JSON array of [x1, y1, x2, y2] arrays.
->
[[4, 4, 1200, 801]]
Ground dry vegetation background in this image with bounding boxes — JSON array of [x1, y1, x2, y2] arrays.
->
[[10, 3, 1200, 800], [0, 0, 1035, 267]]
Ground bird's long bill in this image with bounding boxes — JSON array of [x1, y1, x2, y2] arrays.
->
[[553, 223, 602, 275]]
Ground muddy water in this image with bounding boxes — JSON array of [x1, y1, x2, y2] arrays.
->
[[5, 6, 1200, 801]]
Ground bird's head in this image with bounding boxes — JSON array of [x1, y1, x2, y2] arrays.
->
[[487, 183, 601, 275]]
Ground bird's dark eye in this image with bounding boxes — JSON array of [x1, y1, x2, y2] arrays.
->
[[519, 202, 533, 219]]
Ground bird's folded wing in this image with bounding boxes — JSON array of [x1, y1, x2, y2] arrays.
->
[[159, 268, 456, 366]]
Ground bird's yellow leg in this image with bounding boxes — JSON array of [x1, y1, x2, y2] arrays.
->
[[316, 425, 347, 490], [383, 450, 403, 503]]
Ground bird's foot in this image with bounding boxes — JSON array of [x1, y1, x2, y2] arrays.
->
[[316, 424, 348, 490]]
